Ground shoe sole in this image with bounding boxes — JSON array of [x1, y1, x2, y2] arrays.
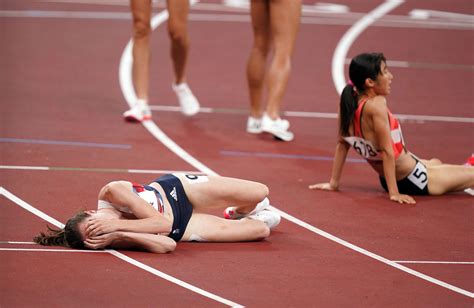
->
[[250, 209, 281, 229], [180, 104, 200, 116], [246, 128, 263, 134], [124, 115, 152, 122], [124, 115, 142, 122], [262, 128, 294, 142]]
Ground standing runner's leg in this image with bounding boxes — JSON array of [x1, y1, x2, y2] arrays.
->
[[247, 0, 270, 119], [167, 0, 190, 84], [131, 0, 152, 100], [265, 0, 301, 119]]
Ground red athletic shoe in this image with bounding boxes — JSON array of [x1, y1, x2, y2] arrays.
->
[[465, 155, 474, 166]]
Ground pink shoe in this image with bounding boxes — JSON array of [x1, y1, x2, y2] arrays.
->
[[464, 154, 474, 166], [123, 99, 151, 122]]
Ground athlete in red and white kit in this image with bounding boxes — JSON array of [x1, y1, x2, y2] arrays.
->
[[309, 52, 474, 204]]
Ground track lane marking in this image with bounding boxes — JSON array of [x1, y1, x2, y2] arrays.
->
[[0, 248, 108, 253], [269, 206, 474, 298], [118, 3, 473, 298], [0, 165, 203, 175], [146, 105, 474, 124], [0, 138, 131, 149], [394, 261, 474, 265], [2, 9, 473, 30], [2, 243, 471, 265], [0, 187, 244, 308], [332, 0, 404, 94]]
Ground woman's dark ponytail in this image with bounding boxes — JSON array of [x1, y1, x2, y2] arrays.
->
[[339, 52, 386, 136], [33, 211, 90, 249], [34, 225, 68, 247], [339, 84, 358, 136]]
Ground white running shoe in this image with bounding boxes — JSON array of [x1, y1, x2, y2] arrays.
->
[[172, 83, 200, 116], [223, 197, 270, 220], [246, 116, 263, 134], [261, 113, 294, 142], [123, 99, 151, 122], [249, 209, 281, 229]]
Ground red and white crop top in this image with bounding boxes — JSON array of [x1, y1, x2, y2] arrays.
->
[[343, 99, 405, 161], [97, 183, 165, 214]]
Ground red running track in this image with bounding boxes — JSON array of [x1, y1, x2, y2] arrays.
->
[[1, 0, 473, 306]]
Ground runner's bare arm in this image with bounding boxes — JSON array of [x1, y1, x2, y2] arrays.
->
[[370, 98, 415, 204], [96, 181, 172, 234], [309, 138, 350, 190], [85, 231, 176, 253]]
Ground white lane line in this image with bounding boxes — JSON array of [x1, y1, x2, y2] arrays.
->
[[0, 248, 108, 253], [106, 249, 243, 308], [409, 9, 474, 22], [0, 165, 204, 175], [119, 9, 217, 176], [1, 187, 66, 228], [344, 58, 474, 71], [332, 0, 404, 94], [394, 261, 474, 265], [146, 105, 474, 124], [129, 168, 204, 175], [269, 206, 473, 298], [0, 187, 243, 308], [2, 10, 473, 30], [6, 242, 471, 264], [464, 188, 474, 196], [118, 4, 473, 299], [0, 165, 50, 171]]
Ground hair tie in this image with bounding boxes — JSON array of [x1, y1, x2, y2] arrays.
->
[[348, 80, 357, 96]]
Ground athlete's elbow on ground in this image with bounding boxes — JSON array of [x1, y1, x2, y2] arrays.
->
[[151, 238, 177, 254]]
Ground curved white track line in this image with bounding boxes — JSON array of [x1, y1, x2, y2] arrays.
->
[[118, 10, 216, 176], [118, 4, 473, 299], [332, 0, 404, 93]]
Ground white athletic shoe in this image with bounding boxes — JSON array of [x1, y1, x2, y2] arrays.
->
[[261, 113, 294, 142], [123, 99, 151, 122], [249, 209, 281, 229], [246, 116, 263, 134], [223, 197, 270, 220], [172, 83, 200, 116]]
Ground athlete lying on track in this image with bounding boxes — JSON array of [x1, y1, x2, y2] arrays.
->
[[35, 173, 280, 253], [309, 52, 474, 204]]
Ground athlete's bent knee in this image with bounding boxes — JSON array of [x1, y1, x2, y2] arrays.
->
[[256, 183, 270, 201]]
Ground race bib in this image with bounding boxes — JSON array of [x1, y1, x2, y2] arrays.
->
[[407, 161, 428, 190], [177, 173, 209, 184], [344, 136, 380, 160]]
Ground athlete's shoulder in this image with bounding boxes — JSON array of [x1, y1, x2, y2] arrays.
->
[[365, 96, 388, 116]]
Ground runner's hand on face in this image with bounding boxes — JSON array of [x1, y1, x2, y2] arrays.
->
[[84, 232, 120, 250], [308, 182, 338, 191], [86, 217, 119, 237], [390, 193, 416, 204]]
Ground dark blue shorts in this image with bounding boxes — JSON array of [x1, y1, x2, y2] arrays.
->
[[154, 174, 193, 241]]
